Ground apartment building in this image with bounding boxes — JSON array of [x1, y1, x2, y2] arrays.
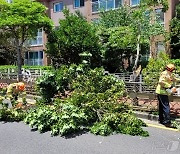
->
[[26, 0, 179, 65]]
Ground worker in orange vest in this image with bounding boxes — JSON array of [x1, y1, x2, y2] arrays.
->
[[6, 82, 26, 107]]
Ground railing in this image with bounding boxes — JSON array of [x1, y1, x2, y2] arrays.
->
[[24, 59, 43, 66], [0, 68, 45, 94], [111, 72, 180, 96], [0, 69, 179, 116], [110, 72, 180, 116], [92, 0, 122, 13]]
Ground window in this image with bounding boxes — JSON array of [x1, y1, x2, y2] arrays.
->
[[25, 51, 44, 66], [92, 0, 122, 13], [99, 0, 106, 10], [155, 8, 164, 25], [131, 0, 140, 6], [91, 18, 100, 24], [30, 29, 43, 46], [74, 0, 84, 8], [156, 41, 165, 55], [107, 0, 114, 10], [6, 0, 12, 3], [53, 2, 63, 12], [115, 0, 122, 8], [92, 0, 99, 12]]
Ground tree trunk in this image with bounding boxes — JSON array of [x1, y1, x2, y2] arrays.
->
[[17, 45, 22, 82], [133, 34, 140, 70]]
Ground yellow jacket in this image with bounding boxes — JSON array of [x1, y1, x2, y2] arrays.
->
[[156, 70, 179, 95]]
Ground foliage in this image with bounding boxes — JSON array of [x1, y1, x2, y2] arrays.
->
[[170, 4, 180, 59], [0, 65, 52, 70], [142, 52, 170, 87], [141, 0, 169, 12], [0, 0, 53, 81], [26, 64, 149, 137], [142, 52, 180, 87], [35, 64, 86, 103], [36, 71, 58, 103], [171, 121, 180, 130], [46, 8, 102, 68], [0, 108, 26, 122], [90, 112, 148, 137], [98, 5, 166, 72], [99, 6, 132, 28], [0, 30, 16, 65], [0, 98, 27, 122], [99, 26, 137, 72]]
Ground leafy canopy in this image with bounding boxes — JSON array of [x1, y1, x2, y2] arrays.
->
[[0, 0, 53, 80], [170, 4, 180, 58], [98, 5, 166, 72], [0, 0, 53, 34], [46, 8, 102, 68]]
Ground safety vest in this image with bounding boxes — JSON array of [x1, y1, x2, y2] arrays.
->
[[155, 70, 174, 95]]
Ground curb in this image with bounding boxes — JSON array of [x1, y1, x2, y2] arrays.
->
[[26, 94, 41, 100], [134, 111, 180, 123]]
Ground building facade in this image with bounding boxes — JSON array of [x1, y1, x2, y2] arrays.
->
[[27, 0, 179, 65]]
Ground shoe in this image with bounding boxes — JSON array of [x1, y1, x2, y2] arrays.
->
[[159, 120, 171, 126]]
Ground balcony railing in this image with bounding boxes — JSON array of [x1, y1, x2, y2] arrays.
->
[[24, 59, 43, 66], [92, 0, 122, 13]]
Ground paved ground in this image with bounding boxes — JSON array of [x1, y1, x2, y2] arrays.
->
[[0, 120, 179, 154]]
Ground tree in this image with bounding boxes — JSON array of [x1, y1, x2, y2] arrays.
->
[[98, 4, 168, 72], [170, 4, 180, 58], [0, 0, 53, 81], [99, 6, 132, 28], [98, 25, 137, 72], [0, 30, 16, 64], [46, 9, 102, 68], [141, 0, 168, 12]]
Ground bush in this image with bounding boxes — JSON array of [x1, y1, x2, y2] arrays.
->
[[142, 52, 180, 88], [0, 108, 26, 122], [36, 71, 58, 103], [142, 52, 170, 88], [0, 65, 52, 70]]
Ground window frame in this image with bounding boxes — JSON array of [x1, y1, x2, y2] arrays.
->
[[6, 0, 12, 3], [155, 8, 165, 26], [30, 28, 43, 47], [74, 0, 85, 8], [130, 0, 140, 7], [92, 0, 123, 13], [156, 41, 165, 55], [53, 2, 63, 13], [25, 51, 44, 66]]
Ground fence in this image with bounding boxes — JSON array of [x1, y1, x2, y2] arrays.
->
[[110, 72, 180, 116], [0, 68, 44, 94], [0, 69, 179, 116]]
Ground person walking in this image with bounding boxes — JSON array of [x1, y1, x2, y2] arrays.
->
[[156, 64, 179, 126]]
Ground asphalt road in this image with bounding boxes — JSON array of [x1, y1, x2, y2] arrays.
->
[[0, 122, 179, 154]]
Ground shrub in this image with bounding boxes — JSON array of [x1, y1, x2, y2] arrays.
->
[[142, 52, 170, 88], [36, 71, 58, 103]]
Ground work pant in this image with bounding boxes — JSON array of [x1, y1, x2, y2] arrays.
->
[[157, 94, 170, 124]]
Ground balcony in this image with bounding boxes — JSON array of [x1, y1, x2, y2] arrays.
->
[[92, 0, 122, 13], [24, 59, 43, 66]]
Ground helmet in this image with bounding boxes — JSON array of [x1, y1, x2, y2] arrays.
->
[[17, 82, 25, 91], [166, 64, 175, 72]]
